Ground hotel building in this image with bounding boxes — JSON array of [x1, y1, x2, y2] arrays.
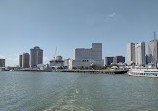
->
[[30, 46, 43, 67]]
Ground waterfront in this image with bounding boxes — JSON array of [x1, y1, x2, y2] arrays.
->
[[0, 72, 158, 111]]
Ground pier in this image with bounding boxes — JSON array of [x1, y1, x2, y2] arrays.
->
[[56, 69, 128, 74]]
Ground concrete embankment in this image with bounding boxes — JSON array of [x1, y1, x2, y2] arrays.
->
[[55, 69, 128, 74], [10, 69, 128, 74]]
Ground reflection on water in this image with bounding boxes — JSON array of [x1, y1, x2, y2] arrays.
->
[[0, 71, 158, 111]]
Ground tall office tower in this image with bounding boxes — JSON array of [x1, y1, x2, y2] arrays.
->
[[30, 46, 43, 67], [19, 55, 22, 67], [148, 39, 158, 64], [0, 59, 5, 67], [127, 43, 135, 65], [135, 42, 146, 66], [105, 57, 113, 65], [22, 53, 30, 68], [113, 56, 125, 64]]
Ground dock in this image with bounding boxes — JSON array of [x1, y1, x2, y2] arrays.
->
[[56, 69, 128, 74]]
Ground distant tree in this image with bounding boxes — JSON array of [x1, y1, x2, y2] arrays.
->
[[100, 66, 107, 70], [90, 65, 97, 70], [79, 66, 84, 70], [85, 67, 89, 70], [72, 67, 77, 69], [89, 65, 106, 70], [109, 64, 119, 68], [57, 66, 63, 69]]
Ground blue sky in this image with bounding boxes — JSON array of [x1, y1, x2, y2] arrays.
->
[[0, 0, 158, 66]]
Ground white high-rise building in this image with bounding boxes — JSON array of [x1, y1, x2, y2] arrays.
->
[[127, 43, 135, 65], [135, 42, 146, 66], [70, 43, 104, 69]]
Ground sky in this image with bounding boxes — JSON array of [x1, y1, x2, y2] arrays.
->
[[0, 0, 158, 66]]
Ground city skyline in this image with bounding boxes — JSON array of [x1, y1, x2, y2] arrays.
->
[[1, 0, 158, 66]]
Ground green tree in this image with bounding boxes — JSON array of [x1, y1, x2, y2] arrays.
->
[[109, 64, 119, 68]]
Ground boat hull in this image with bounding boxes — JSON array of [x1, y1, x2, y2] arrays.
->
[[128, 69, 158, 78]]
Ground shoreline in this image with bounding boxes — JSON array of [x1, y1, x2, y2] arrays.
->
[[2, 69, 128, 74], [54, 69, 128, 74], [3, 69, 128, 74]]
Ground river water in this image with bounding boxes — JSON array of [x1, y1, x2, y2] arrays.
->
[[0, 71, 158, 111]]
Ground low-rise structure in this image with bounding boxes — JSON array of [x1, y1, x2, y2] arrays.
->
[[105, 57, 113, 65], [113, 56, 125, 64], [64, 58, 71, 69], [50, 56, 64, 68]]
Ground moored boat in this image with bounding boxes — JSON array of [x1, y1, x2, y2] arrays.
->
[[128, 68, 158, 78]]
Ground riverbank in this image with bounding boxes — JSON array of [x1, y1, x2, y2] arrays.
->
[[54, 69, 128, 74], [3, 69, 128, 74]]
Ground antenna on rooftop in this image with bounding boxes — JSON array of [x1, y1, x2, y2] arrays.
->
[[154, 32, 156, 40]]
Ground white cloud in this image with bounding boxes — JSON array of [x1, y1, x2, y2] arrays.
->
[[107, 13, 116, 18], [3, 54, 52, 66], [104, 12, 117, 22], [0, 54, 5, 59], [0, 54, 18, 66], [43, 56, 51, 64], [6, 55, 19, 66]]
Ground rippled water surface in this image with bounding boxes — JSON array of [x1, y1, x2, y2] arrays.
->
[[0, 71, 158, 111]]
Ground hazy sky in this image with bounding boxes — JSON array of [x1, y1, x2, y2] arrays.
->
[[0, 0, 158, 66]]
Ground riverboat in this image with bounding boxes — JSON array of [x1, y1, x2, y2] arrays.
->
[[128, 68, 158, 78]]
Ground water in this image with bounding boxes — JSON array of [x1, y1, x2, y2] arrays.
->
[[0, 71, 158, 111]]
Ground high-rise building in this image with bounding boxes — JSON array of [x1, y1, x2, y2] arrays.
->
[[113, 56, 125, 64], [146, 54, 153, 64], [148, 39, 158, 64], [19, 55, 22, 67], [30, 46, 43, 67], [105, 57, 113, 65], [22, 53, 30, 68], [70, 43, 104, 69], [0, 59, 5, 67], [135, 42, 146, 66], [127, 43, 135, 65]]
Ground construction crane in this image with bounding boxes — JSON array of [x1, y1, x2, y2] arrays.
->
[[53, 47, 57, 59]]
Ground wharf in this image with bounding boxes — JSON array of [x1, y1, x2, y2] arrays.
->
[[56, 69, 128, 74]]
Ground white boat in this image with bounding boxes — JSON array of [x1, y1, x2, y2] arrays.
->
[[128, 68, 158, 78]]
